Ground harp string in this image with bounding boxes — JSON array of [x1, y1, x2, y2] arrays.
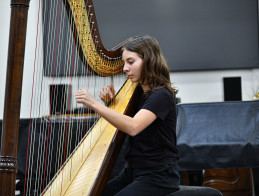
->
[[57, 1, 73, 184], [24, 0, 62, 193], [41, 0, 65, 190], [59, 0, 82, 193], [35, 1, 52, 191], [23, 0, 42, 194]]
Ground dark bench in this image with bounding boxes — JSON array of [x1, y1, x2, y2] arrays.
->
[[168, 185, 223, 196]]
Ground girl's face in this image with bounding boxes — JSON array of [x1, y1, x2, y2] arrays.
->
[[122, 49, 143, 83]]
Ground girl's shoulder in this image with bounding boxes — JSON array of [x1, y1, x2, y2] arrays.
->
[[151, 86, 172, 97], [148, 87, 175, 104]]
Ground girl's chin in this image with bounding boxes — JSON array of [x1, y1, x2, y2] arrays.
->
[[129, 78, 137, 83], [127, 76, 139, 83]]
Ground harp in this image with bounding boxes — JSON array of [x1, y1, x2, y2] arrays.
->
[[0, 0, 138, 195]]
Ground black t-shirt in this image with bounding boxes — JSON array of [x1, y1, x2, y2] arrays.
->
[[125, 86, 179, 168]]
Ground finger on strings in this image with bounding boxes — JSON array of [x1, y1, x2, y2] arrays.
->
[[110, 83, 114, 91], [109, 90, 113, 98], [109, 84, 115, 98], [105, 86, 110, 95], [99, 93, 104, 99], [101, 87, 106, 95]]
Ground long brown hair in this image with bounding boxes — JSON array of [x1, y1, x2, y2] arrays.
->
[[122, 35, 178, 97]]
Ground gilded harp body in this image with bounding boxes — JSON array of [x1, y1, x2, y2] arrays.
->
[[0, 0, 138, 195]]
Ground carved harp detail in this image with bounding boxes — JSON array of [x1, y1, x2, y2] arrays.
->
[[65, 0, 124, 76]]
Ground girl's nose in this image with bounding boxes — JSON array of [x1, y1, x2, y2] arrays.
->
[[123, 64, 129, 72]]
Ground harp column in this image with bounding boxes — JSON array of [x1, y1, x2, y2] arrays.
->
[[0, 0, 30, 195]]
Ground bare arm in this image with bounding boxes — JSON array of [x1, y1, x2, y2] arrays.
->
[[75, 89, 157, 136]]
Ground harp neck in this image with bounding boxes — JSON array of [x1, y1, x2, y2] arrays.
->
[[65, 0, 124, 76]]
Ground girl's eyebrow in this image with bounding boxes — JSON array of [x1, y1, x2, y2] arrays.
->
[[123, 57, 134, 61]]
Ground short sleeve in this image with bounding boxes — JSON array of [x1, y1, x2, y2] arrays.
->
[[142, 88, 172, 121]]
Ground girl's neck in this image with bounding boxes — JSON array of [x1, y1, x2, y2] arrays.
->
[[141, 83, 150, 93]]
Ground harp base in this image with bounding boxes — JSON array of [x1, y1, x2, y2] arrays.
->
[[0, 156, 18, 195]]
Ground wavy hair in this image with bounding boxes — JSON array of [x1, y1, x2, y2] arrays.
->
[[122, 35, 178, 97]]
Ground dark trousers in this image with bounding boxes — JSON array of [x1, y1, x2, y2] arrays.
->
[[102, 164, 180, 196]]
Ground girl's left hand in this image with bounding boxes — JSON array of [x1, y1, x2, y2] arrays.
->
[[75, 89, 97, 110]]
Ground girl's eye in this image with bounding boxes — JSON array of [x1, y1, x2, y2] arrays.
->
[[128, 61, 134, 64]]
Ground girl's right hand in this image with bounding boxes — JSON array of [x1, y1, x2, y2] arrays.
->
[[99, 83, 115, 104]]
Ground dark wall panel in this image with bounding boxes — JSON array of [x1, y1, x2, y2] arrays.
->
[[93, 0, 259, 71], [43, 0, 259, 76]]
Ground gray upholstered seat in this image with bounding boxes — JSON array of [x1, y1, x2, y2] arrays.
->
[[167, 185, 223, 196]]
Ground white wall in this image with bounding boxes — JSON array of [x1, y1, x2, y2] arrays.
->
[[0, 1, 10, 119], [171, 69, 259, 104], [1, 2, 259, 119], [1, 0, 40, 119]]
